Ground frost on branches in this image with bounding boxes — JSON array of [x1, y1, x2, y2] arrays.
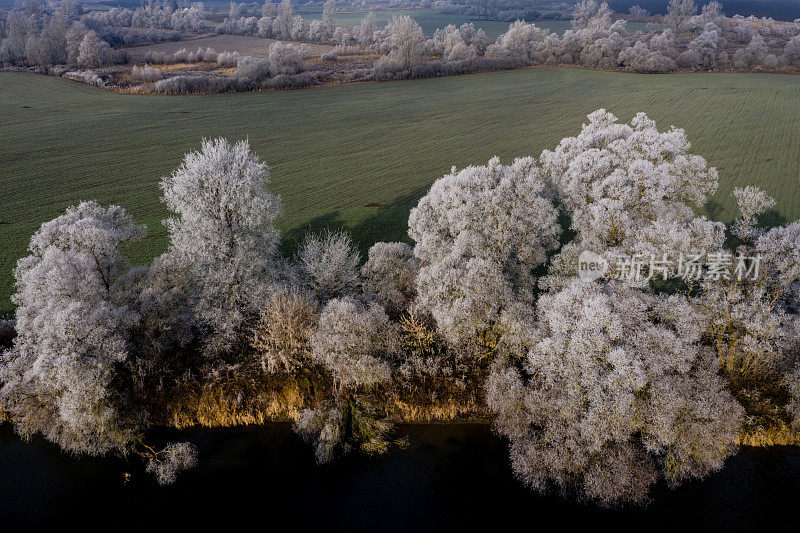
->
[[160, 137, 283, 356], [297, 297, 400, 462], [408, 156, 560, 348], [487, 281, 744, 506], [539, 109, 724, 288], [408, 110, 799, 504], [0, 201, 144, 455], [361, 242, 419, 318]]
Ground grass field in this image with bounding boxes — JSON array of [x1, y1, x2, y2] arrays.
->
[[125, 35, 333, 61], [1, 68, 799, 312]]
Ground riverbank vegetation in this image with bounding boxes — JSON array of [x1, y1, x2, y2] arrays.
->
[[1, 110, 799, 506], [2, 0, 800, 93]]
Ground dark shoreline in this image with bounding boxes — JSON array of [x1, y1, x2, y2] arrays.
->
[[2, 422, 799, 531]]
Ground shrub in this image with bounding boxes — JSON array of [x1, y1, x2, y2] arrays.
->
[[235, 55, 271, 81], [63, 70, 106, 87], [361, 242, 418, 317], [131, 64, 164, 82], [297, 231, 361, 303], [251, 288, 318, 374], [269, 41, 304, 75], [372, 56, 407, 80], [217, 51, 242, 67]]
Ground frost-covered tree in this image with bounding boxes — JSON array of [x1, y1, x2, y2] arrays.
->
[[356, 11, 376, 48], [290, 14, 308, 41], [322, 0, 335, 31], [76, 30, 111, 68], [308, 19, 327, 42], [296, 297, 400, 462], [695, 276, 797, 380], [700, 1, 726, 28], [628, 5, 649, 19], [488, 20, 551, 63], [733, 34, 767, 68], [649, 28, 677, 58], [666, 0, 698, 32], [685, 23, 722, 68], [262, 0, 277, 18], [361, 242, 418, 316], [311, 297, 396, 390], [580, 28, 627, 69], [756, 221, 800, 304], [487, 281, 744, 506], [572, 0, 612, 33], [618, 41, 675, 72], [0, 201, 145, 455], [431, 24, 462, 57], [251, 287, 318, 374], [381, 15, 424, 68], [409, 156, 561, 348], [272, 0, 293, 39], [159, 138, 283, 356], [783, 35, 800, 67], [269, 40, 304, 74], [731, 185, 776, 244], [539, 109, 723, 287], [236, 55, 270, 80], [297, 230, 361, 302], [229, 1, 243, 19]]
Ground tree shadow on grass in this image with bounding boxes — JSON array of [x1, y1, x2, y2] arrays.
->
[[279, 187, 429, 258]]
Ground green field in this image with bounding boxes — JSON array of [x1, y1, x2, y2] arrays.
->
[[1, 69, 799, 312]]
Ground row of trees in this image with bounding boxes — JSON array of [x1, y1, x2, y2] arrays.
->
[[218, 0, 363, 46], [2, 111, 799, 503], [431, 0, 569, 22], [399, 1, 800, 74], [216, 1, 800, 78], [84, 1, 206, 33], [0, 0, 129, 68], [0, 0, 214, 68], [4, 1, 800, 91]]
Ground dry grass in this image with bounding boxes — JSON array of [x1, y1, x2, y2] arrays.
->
[[737, 424, 800, 446], [387, 397, 489, 423], [157, 373, 306, 429]]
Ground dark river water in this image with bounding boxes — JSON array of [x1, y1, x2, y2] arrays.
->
[[1, 423, 798, 532]]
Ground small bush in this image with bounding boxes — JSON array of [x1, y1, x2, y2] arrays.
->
[[131, 64, 164, 82], [251, 289, 318, 374], [236, 55, 271, 81], [217, 51, 242, 67], [269, 41, 305, 75], [62, 70, 106, 87]]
